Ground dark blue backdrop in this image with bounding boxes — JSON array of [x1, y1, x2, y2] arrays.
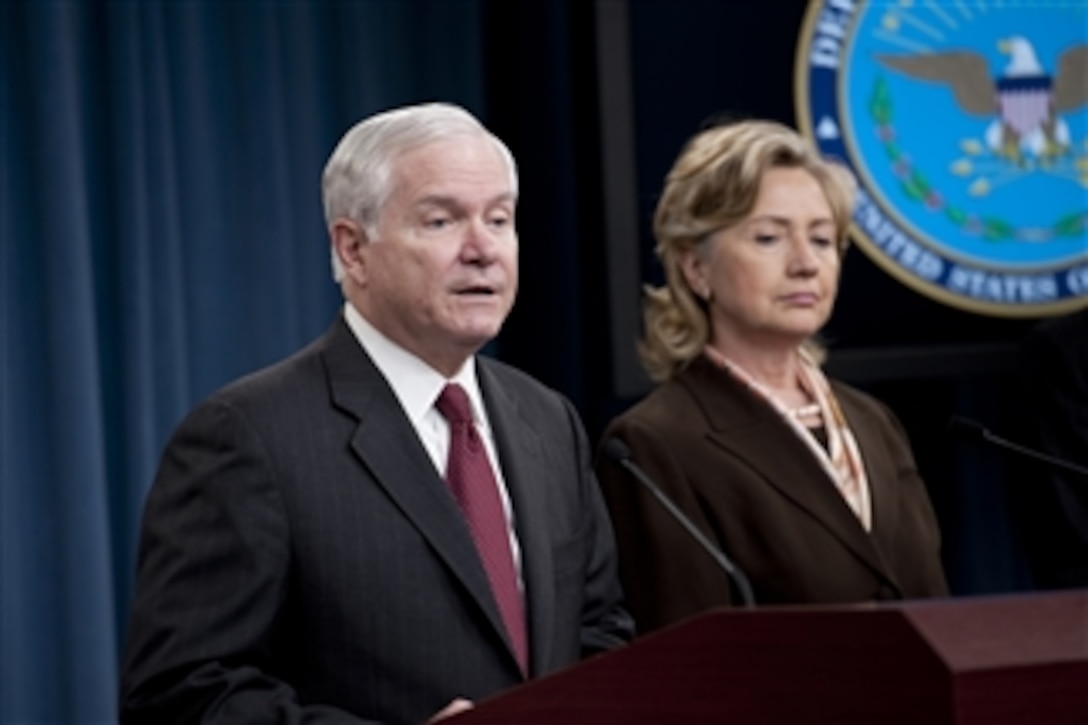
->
[[2, 1, 486, 721], [2, 1, 1066, 722]]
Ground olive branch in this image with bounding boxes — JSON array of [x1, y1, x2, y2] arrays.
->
[[867, 76, 1086, 242]]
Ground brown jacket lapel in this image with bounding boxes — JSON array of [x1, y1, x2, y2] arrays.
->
[[678, 356, 898, 585]]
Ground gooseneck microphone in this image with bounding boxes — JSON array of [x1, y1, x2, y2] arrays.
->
[[602, 437, 756, 608], [946, 416, 1088, 479]]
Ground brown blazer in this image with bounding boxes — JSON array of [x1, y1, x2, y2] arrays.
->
[[595, 354, 948, 633]]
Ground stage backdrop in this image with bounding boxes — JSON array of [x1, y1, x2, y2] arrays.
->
[[1, 1, 486, 721], [3, 1, 1073, 722]]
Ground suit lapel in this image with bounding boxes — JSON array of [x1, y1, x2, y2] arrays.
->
[[681, 357, 893, 581], [837, 387, 902, 559], [478, 360, 554, 675], [319, 320, 514, 661]]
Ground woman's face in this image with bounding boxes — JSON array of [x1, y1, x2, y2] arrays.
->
[[681, 166, 841, 352]]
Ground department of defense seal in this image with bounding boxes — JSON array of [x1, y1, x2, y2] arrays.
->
[[795, 0, 1088, 317]]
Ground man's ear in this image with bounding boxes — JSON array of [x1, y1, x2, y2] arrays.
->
[[330, 219, 369, 282]]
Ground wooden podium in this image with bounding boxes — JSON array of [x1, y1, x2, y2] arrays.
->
[[458, 590, 1087, 724]]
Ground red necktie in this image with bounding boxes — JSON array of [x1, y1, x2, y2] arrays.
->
[[435, 383, 528, 673]]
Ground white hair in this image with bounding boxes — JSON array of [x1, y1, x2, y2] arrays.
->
[[321, 102, 518, 281]]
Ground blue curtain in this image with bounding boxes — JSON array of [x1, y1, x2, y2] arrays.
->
[[2, 0, 1056, 721], [1, 1, 484, 721]]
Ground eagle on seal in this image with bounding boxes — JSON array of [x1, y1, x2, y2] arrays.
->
[[877, 37, 1088, 164]]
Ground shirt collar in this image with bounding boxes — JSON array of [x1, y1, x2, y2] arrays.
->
[[342, 302, 487, 428]]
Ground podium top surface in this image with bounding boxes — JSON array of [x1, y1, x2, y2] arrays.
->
[[900, 589, 1087, 669], [456, 590, 1088, 724]]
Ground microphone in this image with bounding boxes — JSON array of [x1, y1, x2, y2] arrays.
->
[[946, 416, 1088, 479], [602, 437, 756, 608]]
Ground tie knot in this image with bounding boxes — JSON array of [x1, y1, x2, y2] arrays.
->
[[436, 383, 474, 425]]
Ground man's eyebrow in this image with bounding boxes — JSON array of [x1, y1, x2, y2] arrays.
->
[[415, 192, 517, 208], [415, 195, 459, 209]]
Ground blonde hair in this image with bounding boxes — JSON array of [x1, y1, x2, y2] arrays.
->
[[639, 119, 857, 382]]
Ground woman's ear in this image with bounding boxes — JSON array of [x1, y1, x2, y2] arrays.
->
[[679, 246, 710, 302]]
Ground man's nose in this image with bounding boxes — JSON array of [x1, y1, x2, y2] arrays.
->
[[461, 219, 499, 261]]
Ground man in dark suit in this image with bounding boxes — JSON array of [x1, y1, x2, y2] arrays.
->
[[1014, 307, 1088, 589], [119, 102, 633, 724]]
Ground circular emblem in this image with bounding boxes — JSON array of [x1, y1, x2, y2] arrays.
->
[[795, 0, 1088, 317]]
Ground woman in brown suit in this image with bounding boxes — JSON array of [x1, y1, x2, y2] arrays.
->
[[596, 119, 948, 633]]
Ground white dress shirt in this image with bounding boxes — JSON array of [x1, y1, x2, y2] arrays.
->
[[342, 303, 524, 581]]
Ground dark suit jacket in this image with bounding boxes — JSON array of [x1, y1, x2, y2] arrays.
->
[[595, 355, 948, 633], [120, 317, 632, 724], [1014, 308, 1088, 588]]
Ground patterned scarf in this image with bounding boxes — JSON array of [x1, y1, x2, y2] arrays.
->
[[705, 346, 872, 531]]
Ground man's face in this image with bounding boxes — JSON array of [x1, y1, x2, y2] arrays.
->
[[354, 134, 518, 375]]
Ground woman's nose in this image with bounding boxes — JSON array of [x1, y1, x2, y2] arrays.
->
[[787, 237, 819, 274]]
